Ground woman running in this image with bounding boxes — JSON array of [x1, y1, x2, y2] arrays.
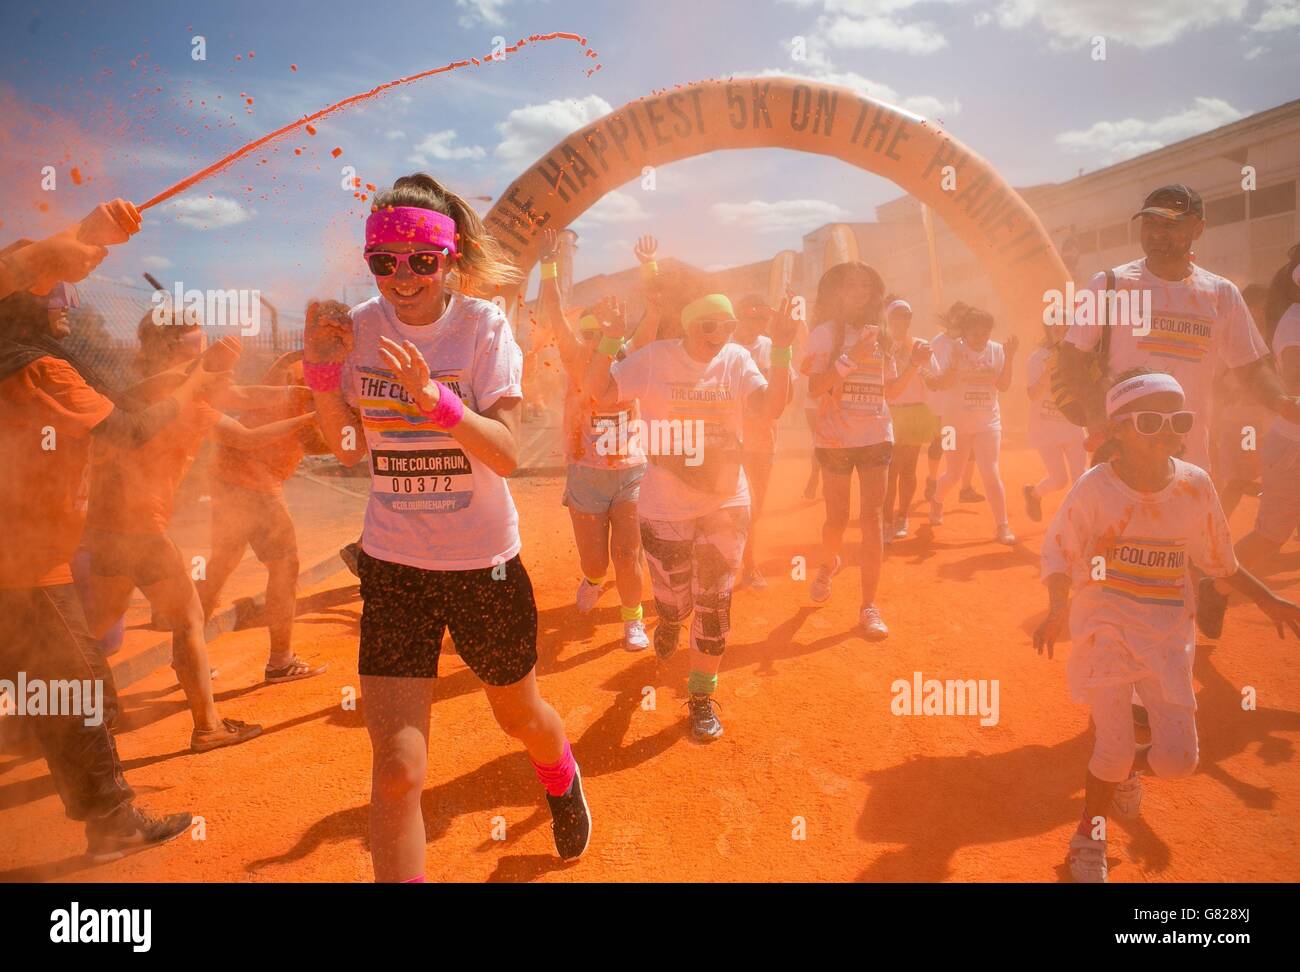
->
[[925, 303, 981, 504], [881, 298, 938, 541], [1022, 324, 1087, 523], [583, 291, 794, 741], [732, 293, 794, 588], [927, 304, 1019, 544], [303, 173, 591, 880], [802, 263, 930, 639], [536, 228, 650, 650], [1035, 369, 1300, 883]]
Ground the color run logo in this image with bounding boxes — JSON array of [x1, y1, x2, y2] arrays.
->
[[0, 673, 104, 727], [1041, 283, 1152, 336], [595, 418, 706, 466], [49, 902, 151, 952], [150, 282, 262, 336], [890, 671, 1000, 726]]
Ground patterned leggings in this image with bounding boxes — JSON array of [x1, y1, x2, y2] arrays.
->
[[639, 507, 749, 656]]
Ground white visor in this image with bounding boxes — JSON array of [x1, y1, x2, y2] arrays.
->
[[1105, 372, 1185, 418], [885, 299, 912, 317]]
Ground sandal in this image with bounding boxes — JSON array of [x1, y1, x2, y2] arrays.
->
[[265, 657, 328, 684]]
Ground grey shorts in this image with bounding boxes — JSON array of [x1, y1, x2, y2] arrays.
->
[[562, 462, 645, 515], [1254, 429, 1300, 544]]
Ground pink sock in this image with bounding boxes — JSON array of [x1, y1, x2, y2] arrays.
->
[[402, 875, 425, 883], [531, 740, 576, 797]]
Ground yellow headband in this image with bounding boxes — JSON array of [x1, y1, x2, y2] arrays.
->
[[681, 294, 736, 329]]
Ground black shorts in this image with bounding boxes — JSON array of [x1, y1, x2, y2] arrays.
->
[[357, 550, 538, 685], [815, 442, 894, 476]]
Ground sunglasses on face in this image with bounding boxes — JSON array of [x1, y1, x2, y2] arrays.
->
[[1128, 410, 1195, 436], [695, 317, 738, 335], [365, 249, 450, 277]]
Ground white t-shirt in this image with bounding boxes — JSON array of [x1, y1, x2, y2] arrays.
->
[[1025, 345, 1082, 446], [929, 338, 1005, 433], [927, 331, 960, 414], [560, 346, 645, 471], [1040, 459, 1237, 708], [1272, 304, 1300, 442], [889, 339, 929, 407], [1065, 260, 1268, 464], [343, 294, 523, 571], [611, 340, 766, 521], [800, 322, 897, 449]]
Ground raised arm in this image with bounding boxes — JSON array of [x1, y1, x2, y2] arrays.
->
[[629, 234, 661, 350], [212, 412, 319, 451], [303, 299, 368, 467], [535, 228, 585, 370], [582, 301, 632, 409]]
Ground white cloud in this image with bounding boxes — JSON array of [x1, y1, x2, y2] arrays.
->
[[455, 0, 510, 28], [1055, 97, 1246, 164], [407, 129, 487, 165], [710, 198, 851, 234], [384, 130, 406, 140], [990, 0, 1249, 49], [1252, 0, 1300, 31], [1243, 44, 1267, 59], [571, 191, 648, 229], [161, 195, 252, 230], [782, 0, 960, 55], [140, 255, 173, 270], [494, 95, 614, 167]]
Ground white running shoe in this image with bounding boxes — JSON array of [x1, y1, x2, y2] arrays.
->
[[623, 619, 649, 652], [1112, 773, 1142, 819], [810, 556, 842, 603], [929, 501, 943, 526], [860, 604, 889, 641], [892, 517, 909, 540], [996, 524, 1017, 545], [1067, 832, 1108, 883], [575, 578, 603, 614]]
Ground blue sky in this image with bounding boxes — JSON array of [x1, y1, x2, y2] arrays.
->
[[1, 0, 1296, 313]]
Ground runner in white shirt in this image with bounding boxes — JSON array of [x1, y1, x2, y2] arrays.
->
[[583, 291, 794, 742], [927, 305, 1020, 544], [535, 229, 651, 652], [304, 173, 591, 879], [881, 297, 939, 541], [732, 294, 795, 590], [1022, 325, 1086, 523], [1059, 185, 1300, 470], [1034, 369, 1300, 883], [801, 263, 931, 639], [1235, 266, 1300, 573], [925, 307, 982, 504]]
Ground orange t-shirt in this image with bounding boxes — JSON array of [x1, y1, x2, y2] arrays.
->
[[0, 358, 114, 588], [87, 398, 222, 535]]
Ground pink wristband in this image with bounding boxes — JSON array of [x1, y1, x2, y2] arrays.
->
[[303, 361, 343, 392], [422, 381, 465, 428]]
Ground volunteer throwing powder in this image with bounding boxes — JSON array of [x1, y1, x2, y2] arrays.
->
[[303, 174, 591, 881]]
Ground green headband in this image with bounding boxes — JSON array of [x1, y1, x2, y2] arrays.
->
[[681, 294, 736, 329]]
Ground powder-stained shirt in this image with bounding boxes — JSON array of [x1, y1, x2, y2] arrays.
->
[[929, 338, 1005, 433], [611, 340, 765, 521], [1040, 459, 1237, 708], [801, 322, 896, 449], [343, 293, 523, 571]]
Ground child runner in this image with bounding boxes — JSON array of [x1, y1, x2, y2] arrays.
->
[[927, 305, 1020, 544], [84, 315, 314, 752], [303, 173, 591, 879], [536, 228, 650, 650], [802, 264, 930, 638], [583, 292, 794, 740], [198, 351, 330, 683], [925, 303, 982, 505], [1023, 324, 1087, 523], [732, 293, 795, 588], [881, 298, 939, 541], [1034, 369, 1300, 883]]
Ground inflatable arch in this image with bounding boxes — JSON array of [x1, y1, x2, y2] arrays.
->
[[484, 76, 1068, 331]]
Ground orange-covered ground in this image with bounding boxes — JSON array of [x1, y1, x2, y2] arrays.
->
[[1, 446, 1297, 883]]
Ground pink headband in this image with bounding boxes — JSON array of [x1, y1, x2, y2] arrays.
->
[[365, 206, 459, 255]]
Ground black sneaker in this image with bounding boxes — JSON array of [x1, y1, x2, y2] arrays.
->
[[544, 765, 591, 862], [85, 803, 193, 863], [1196, 576, 1228, 639], [653, 622, 679, 659], [686, 694, 723, 742], [1023, 484, 1043, 523]]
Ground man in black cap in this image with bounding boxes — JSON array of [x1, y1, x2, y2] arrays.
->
[[1058, 183, 1300, 468]]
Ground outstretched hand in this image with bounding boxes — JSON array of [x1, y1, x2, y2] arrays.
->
[[539, 227, 561, 264], [1032, 608, 1067, 659], [1259, 594, 1300, 640], [771, 295, 798, 346], [633, 235, 658, 264], [304, 300, 354, 366], [377, 336, 439, 413]]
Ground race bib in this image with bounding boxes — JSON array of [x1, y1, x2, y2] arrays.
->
[[371, 447, 474, 513], [841, 368, 884, 414], [963, 387, 994, 411], [1101, 537, 1187, 608]]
